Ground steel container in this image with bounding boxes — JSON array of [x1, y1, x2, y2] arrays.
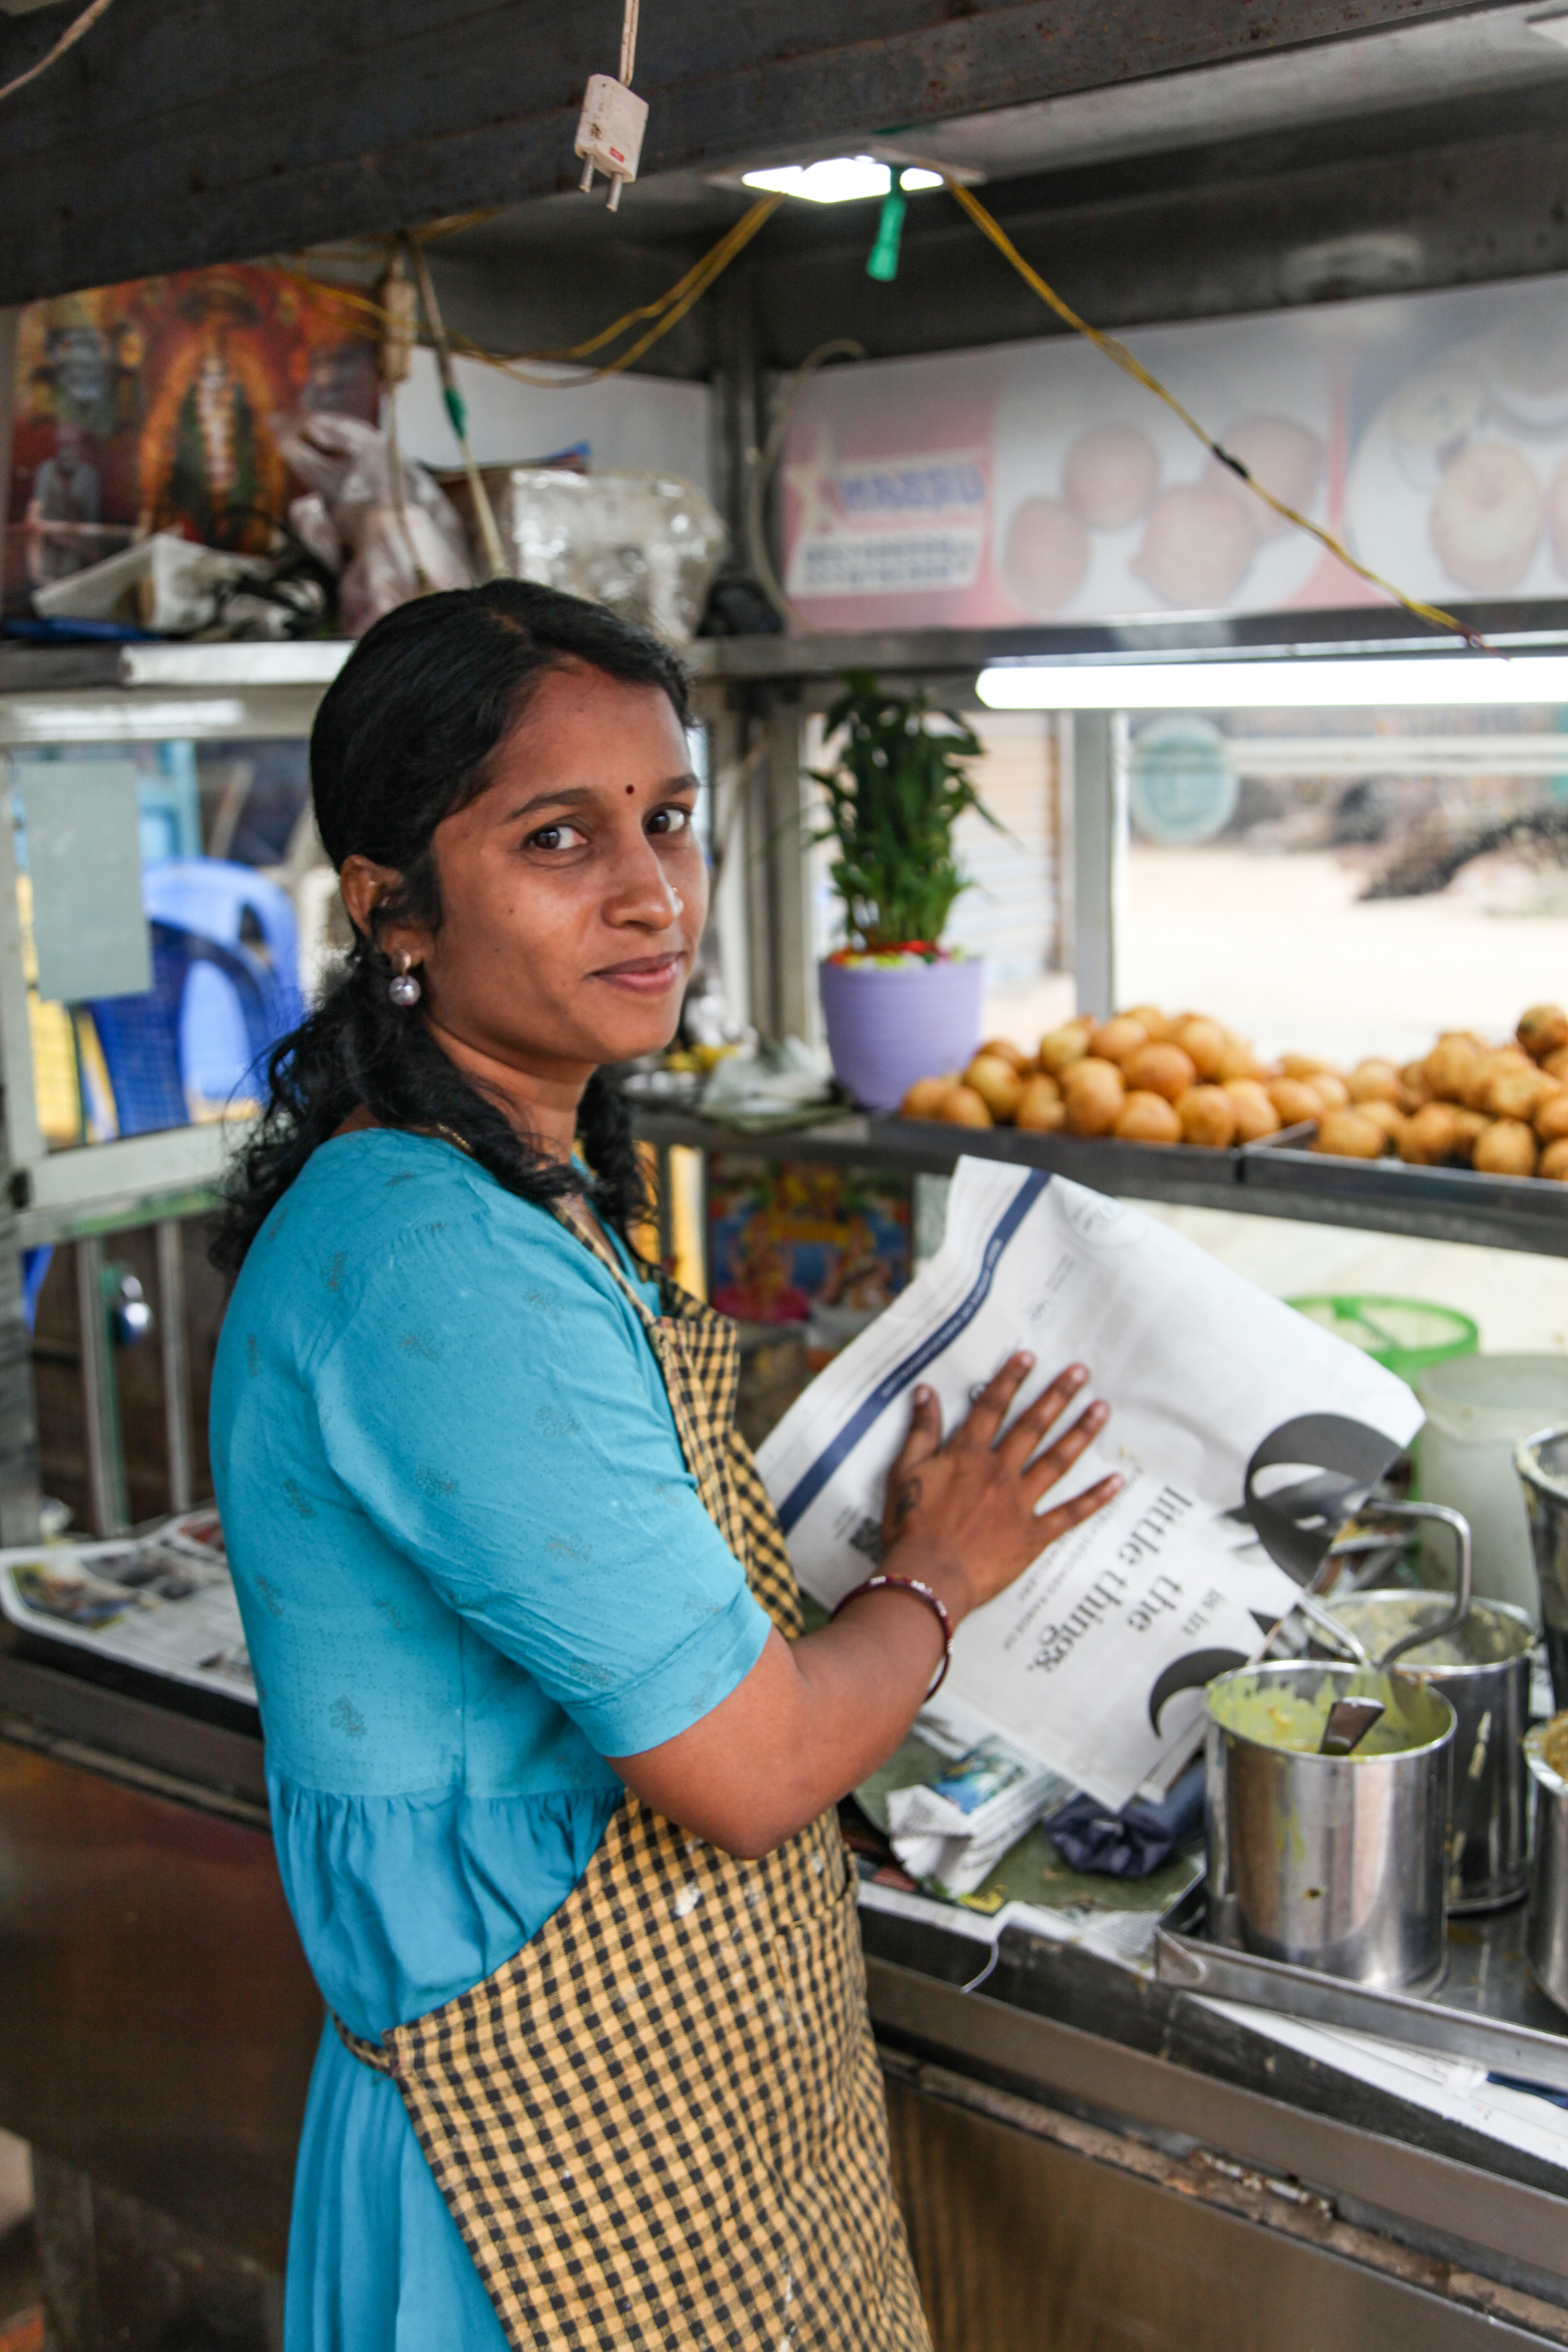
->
[[1204, 1661, 1456, 1994], [1517, 1426, 1568, 1707], [1316, 1593, 1533, 1914], [1526, 1715, 1568, 2019]]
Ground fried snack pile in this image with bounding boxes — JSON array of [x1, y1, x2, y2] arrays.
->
[[898, 1003, 1568, 1183]]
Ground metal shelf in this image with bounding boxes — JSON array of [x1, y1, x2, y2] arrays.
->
[[634, 1108, 1568, 1257], [687, 598, 1568, 685], [14, 1122, 242, 1250]]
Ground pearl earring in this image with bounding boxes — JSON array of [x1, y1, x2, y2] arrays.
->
[[389, 951, 422, 1007]]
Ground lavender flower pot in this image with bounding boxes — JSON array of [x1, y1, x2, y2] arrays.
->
[[819, 956, 985, 1113]]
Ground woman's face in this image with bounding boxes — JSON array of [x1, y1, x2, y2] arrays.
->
[[373, 660, 708, 1080]]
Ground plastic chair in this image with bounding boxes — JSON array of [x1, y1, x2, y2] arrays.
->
[[88, 922, 282, 1135], [140, 860, 304, 1112], [22, 1246, 52, 1333]]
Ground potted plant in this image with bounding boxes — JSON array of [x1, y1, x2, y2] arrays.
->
[[813, 672, 996, 1111]]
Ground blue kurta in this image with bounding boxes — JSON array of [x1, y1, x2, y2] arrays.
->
[[210, 1132, 774, 2349]]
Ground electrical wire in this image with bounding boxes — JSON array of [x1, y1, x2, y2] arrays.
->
[[619, 0, 640, 86], [0, 0, 116, 108], [944, 175, 1496, 655], [402, 232, 508, 578], [449, 192, 782, 386], [276, 193, 781, 395]]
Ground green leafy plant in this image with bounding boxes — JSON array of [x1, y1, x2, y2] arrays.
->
[[811, 672, 997, 953]]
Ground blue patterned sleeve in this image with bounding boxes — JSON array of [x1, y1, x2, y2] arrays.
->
[[308, 1205, 774, 1756]]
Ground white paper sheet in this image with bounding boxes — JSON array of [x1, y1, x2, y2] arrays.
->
[[0, 1516, 253, 1704], [1198, 1998, 1568, 2173]]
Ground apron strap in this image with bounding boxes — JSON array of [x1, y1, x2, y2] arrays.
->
[[333, 2010, 398, 2077], [551, 1202, 664, 1328]]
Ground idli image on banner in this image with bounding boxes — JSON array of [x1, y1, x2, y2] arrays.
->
[[1344, 274, 1568, 607], [988, 313, 1340, 622]]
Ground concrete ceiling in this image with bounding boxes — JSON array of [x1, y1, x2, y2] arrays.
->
[[412, 3, 1568, 378], [5, 0, 1566, 397], [0, 0, 1543, 304]]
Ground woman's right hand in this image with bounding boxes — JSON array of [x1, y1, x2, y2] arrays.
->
[[878, 1353, 1121, 1624], [612, 1352, 1122, 1860]]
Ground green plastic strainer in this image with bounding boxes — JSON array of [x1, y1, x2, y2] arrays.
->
[[1286, 1296, 1479, 1386]]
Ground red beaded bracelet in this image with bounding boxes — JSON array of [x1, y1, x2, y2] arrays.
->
[[830, 1573, 954, 1695]]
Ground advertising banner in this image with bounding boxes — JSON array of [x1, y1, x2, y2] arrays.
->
[[782, 274, 1568, 630]]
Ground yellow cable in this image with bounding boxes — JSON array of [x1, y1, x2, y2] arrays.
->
[[449, 193, 784, 384], [277, 193, 781, 390], [945, 177, 1496, 655]]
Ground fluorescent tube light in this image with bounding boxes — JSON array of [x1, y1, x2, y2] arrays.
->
[[742, 157, 891, 203], [0, 699, 247, 743], [900, 167, 944, 191], [976, 656, 1568, 711]]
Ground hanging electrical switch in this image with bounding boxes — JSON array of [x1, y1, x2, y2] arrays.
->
[[575, 0, 647, 212]]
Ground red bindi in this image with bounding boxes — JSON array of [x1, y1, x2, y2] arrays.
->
[[626, 785, 635, 794]]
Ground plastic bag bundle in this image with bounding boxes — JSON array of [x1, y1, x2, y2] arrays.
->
[[445, 466, 727, 644], [275, 412, 474, 635]]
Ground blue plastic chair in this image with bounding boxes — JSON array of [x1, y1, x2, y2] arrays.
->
[[140, 865, 303, 1119], [22, 1246, 52, 1333], [141, 860, 303, 1106], [88, 922, 285, 1135]]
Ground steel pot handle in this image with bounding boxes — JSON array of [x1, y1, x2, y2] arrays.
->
[[1352, 1500, 1473, 1672]]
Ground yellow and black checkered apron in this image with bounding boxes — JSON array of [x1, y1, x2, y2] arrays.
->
[[336, 1211, 931, 2352]]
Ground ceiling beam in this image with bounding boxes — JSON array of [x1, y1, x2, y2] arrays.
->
[[744, 95, 1568, 367], [0, 0, 1522, 305]]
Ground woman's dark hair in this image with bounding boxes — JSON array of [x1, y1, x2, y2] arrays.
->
[[212, 580, 689, 1273]]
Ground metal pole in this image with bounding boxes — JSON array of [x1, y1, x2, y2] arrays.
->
[[76, 1237, 127, 1536], [156, 1218, 192, 1513], [0, 1223, 39, 1547], [655, 1143, 676, 1270], [765, 695, 816, 1049], [1070, 710, 1126, 1020], [0, 564, 46, 1543]]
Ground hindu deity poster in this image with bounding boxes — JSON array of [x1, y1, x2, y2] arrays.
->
[[7, 262, 377, 604]]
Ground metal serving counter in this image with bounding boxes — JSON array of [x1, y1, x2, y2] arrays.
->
[[863, 1893, 1568, 2347], [0, 1633, 1564, 2345]]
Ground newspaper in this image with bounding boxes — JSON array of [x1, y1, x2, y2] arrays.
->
[[0, 1511, 254, 1704], [757, 1159, 1422, 1808], [885, 1735, 1073, 1897]]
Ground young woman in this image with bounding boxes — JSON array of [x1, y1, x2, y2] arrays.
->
[[210, 580, 1120, 2351]]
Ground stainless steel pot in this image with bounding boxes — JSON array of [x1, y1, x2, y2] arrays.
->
[[1314, 1593, 1533, 1914], [1525, 1715, 1568, 2019], [1517, 1426, 1568, 1707], [1204, 1661, 1456, 1993]]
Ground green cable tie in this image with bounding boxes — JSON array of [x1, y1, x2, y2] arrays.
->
[[442, 383, 468, 440], [866, 188, 907, 284]]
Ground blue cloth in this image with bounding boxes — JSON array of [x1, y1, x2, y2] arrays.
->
[[210, 1131, 774, 2351], [1040, 1757, 1207, 1879]]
